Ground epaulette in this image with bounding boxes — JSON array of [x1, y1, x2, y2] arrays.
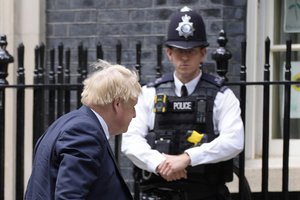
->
[[201, 72, 225, 87], [147, 73, 174, 88]]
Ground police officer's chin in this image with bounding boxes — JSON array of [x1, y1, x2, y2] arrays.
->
[[175, 68, 200, 79]]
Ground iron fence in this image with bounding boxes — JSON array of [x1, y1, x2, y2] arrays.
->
[[0, 31, 300, 200]]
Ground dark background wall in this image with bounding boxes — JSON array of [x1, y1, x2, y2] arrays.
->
[[46, 0, 247, 192]]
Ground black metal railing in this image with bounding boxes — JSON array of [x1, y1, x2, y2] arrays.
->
[[0, 31, 299, 200]]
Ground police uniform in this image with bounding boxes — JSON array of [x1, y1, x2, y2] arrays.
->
[[121, 6, 244, 200]]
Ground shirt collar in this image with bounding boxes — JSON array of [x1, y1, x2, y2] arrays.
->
[[173, 72, 201, 96], [91, 109, 110, 139]]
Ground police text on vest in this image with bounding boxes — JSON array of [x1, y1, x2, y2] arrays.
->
[[173, 101, 193, 111]]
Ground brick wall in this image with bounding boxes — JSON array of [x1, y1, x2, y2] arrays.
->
[[46, 0, 247, 193]]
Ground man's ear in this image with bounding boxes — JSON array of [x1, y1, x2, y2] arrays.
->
[[112, 98, 121, 112], [165, 47, 172, 61], [200, 48, 207, 57]]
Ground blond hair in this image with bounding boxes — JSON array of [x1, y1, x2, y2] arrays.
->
[[81, 60, 141, 106]]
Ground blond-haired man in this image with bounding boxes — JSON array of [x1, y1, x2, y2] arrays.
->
[[25, 60, 141, 200]]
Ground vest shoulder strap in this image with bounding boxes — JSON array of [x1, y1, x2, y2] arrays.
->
[[148, 72, 228, 93], [201, 72, 225, 87], [147, 73, 173, 88], [148, 72, 225, 88]]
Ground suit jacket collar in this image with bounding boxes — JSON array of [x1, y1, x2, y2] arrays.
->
[[78, 105, 133, 198]]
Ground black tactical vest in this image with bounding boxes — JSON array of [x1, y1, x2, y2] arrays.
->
[[150, 72, 222, 154], [138, 72, 233, 188]]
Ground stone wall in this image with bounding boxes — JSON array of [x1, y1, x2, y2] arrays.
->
[[46, 0, 247, 193]]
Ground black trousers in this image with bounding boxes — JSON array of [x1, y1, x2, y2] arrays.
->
[[139, 184, 231, 200]]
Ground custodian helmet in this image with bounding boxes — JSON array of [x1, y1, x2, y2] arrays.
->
[[165, 6, 209, 49]]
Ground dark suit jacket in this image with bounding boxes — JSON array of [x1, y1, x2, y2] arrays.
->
[[25, 105, 133, 200]]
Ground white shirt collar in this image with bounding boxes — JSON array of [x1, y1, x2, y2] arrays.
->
[[91, 109, 110, 139], [173, 72, 201, 96]]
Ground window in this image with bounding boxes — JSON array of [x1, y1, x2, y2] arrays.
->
[[272, 0, 300, 139]]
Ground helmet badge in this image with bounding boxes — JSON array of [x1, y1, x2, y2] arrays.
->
[[176, 14, 195, 39]]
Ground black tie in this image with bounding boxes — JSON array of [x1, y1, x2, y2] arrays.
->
[[181, 85, 188, 97]]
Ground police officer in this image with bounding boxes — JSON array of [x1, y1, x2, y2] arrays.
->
[[122, 6, 244, 200]]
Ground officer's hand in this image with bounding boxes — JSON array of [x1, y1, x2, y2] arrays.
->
[[157, 153, 191, 180], [159, 169, 187, 182]]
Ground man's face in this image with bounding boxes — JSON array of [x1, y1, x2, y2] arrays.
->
[[114, 98, 138, 135], [166, 47, 207, 83]]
